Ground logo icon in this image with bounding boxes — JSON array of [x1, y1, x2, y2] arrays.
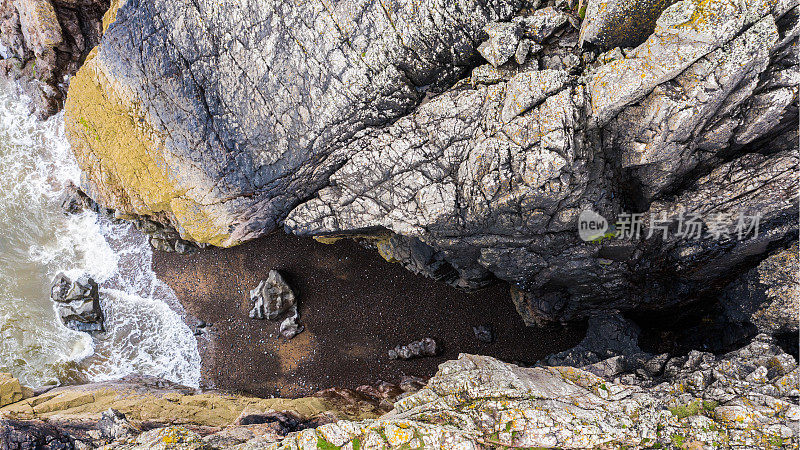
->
[[578, 210, 608, 242]]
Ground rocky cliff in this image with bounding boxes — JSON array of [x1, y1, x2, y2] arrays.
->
[[1, 332, 798, 448], [61, 0, 798, 324], [0, 0, 109, 116]]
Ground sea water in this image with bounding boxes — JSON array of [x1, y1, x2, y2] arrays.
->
[[0, 78, 200, 388]]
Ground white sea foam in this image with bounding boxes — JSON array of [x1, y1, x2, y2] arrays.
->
[[0, 78, 200, 387]]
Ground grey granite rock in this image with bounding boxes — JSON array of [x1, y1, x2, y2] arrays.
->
[[513, 6, 569, 43], [98, 408, 135, 441], [66, 0, 519, 247], [388, 338, 437, 360], [270, 348, 799, 449], [501, 68, 568, 122]]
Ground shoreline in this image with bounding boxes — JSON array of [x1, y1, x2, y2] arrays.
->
[[151, 231, 586, 398]]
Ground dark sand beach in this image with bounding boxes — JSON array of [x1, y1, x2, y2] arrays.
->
[[153, 232, 585, 398]]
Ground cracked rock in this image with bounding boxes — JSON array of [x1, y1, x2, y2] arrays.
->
[[501, 69, 568, 122], [59, 0, 799, 327], [579, 0, 678, 49], [513, 6, 568, 43], [477, 21, 521, 67]]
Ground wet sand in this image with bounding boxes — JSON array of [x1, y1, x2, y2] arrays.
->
[[153, 232, 585, 398]]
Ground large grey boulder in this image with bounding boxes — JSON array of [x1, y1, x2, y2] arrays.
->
[[249, 270, 296, 321], [249, 270, 303, 339]]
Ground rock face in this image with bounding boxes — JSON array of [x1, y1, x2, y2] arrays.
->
[[50, 272, 104, 332], [273, 348, 799, 449], [0, 374, 420, 448], [0, 419, 77, 450], [0, 0, 110, 117], [579, 0, 678, 49], [0, 337, 797, 448], [719, 242, 799, 337], [0, 373, 31, 408], [62, 0, 799, 324], [63, 0, 518, 248]]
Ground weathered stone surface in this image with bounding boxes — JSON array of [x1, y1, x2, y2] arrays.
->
[[602, 8, 796, 201], [0, 0, 109, 117], [0, 375, 344, 427], [0, 419, 77, 449], [719, 243, 799, 336], [62, 0, 799, 324], [0, 375, 416, 448], [270, 349, 799, 449], [588, 0, 788, 127], [513, 6, 569, 43], [50, 272, 104, 332], [248, 270, 303, 339], [500, 68, 568, 122], [97, 408, 135, 441], [64, 0, 518, 247], [477, 21, 520, 67], [579, 0, 678, 49], [2, 336, 798, 448], [0, 373, 30, 408]]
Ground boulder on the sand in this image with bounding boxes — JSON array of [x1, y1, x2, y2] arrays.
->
[[249, 270, 304, 339], [279, 315, 304, 340], [388, 338, 438, 360], [50, 273, 104, 332], [249, 270, 297, 321]]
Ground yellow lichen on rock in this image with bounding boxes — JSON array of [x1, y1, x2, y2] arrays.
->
[[102, 0, 126, 33], [64, 49, 232, 247]]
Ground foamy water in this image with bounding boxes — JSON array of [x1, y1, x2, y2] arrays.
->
[[0, 78, 200, 388]]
